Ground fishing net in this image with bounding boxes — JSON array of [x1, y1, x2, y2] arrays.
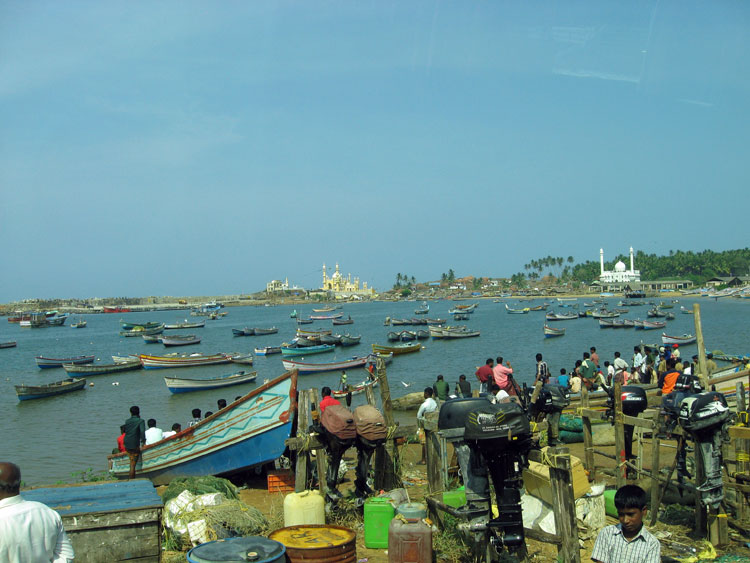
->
[[161, 476, 238, 504]]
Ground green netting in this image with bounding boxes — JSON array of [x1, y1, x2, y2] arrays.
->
[[160, 476, 239, 504]]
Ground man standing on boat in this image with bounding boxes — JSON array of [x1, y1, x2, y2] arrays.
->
[[122, 406, 146, 479]]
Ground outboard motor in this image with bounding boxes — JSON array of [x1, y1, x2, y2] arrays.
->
[[533, 384, 570, 447], [678, 391, 732, 509], [462, 401, 533, 559], [606, 386, 648, 476], [660, 375, 704, 482]]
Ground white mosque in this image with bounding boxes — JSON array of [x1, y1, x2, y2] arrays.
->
[[599, 247, 641, 284]]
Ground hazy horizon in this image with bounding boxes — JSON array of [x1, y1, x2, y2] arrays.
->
[[2, 2, 748, 302]]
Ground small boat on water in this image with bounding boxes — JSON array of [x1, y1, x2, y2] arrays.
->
[[109, 370, 297, 485], [280, 344, 335, 357], [399, 330, 417, 342], [430, 326, 480, 339], [63, 359, 142, 375], [142, 334, 163, 343], [681, 306, 694, 314], [120, 320, 163, 331], [312, 306, 335, 313], [332, 316, 354, 325], [281, 355, 374, 375], [640, 320, 667, 330], [254, 327, 279, 336], [296, 318, 314, 325], [662, 333, 697, 345], [233, 328, 254, 336], [591, 309, 619, 319], [545, 312, 578, 321], [120, 324, 165, 337], [139, 353, 233, 369], [309, 313, 344, 320], [70, 317, 87, 328], [372, 342, 421, 355], [528, 304, 549, 312], [296, 329, 332, 337], [112, 354, 139, 364], [647, 308, 667, 318], [340, 334, 362, 346], [164, 320, 206, 330], [290, 310, 298, 318], [164, 370, 257, 394], [46, 313, 70, 326], [254, 346, 282, 356], [453, 312, 470, 320], [599, 319, 615, 329], [387, 331, 401, 342], [162, 334, 201, 347], [16, 377, 86, 401], [319, 334, 343, 345], [1, 341, 17, 349], [506, 304, 529, 314], [416, 329, 430, 340], [414, 303, 429, 315], [544, 325, 565, 338], [230, 353, 254, 365], [333, 379, 379, 398], [36, 355, 95, 369]]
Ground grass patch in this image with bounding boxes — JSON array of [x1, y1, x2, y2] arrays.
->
[[433, 514, 472, 563]]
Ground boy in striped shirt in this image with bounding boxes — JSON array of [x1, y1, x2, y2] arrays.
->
[[591, 484, 660, 563]]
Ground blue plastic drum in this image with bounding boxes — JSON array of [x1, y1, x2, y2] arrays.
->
[[187, 536, 286, 563]]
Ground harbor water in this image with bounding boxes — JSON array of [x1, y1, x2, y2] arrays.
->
[[1, 297, 747, 485]]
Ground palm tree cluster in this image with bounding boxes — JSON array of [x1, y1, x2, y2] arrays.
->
[[523, 256, 575, 281], [393, 273, 417, 289]]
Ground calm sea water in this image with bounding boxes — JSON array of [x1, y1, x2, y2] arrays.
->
[[2, 297, 747, 485]]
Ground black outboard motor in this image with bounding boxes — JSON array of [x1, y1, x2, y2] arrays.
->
[[533, 384, 570, 447], [662, 375, 703, 433], [463, 401, 533, 558], [606, 386, 648, 476], [678, 391, 732, 509]]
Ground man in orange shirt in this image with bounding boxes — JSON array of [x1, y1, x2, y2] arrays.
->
[[658, 358, 681, 395]]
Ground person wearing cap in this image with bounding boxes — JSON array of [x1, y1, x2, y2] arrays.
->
[[706, 353, 718, 377], [671, 344, 681, 360]]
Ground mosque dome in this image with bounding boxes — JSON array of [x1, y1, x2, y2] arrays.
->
[[615, 261, 627, 272]]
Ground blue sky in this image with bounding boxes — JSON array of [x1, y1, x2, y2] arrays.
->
[[1, 1, 748, 301]]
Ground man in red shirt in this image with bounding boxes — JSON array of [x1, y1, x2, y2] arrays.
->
[[319, 386, 341, 414], [492, 356, 515, 395], [475, 358, 494, 393], [116, 425, 126, 453]]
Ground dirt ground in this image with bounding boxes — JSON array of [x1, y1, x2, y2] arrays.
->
[[165, 437, 750, 562]]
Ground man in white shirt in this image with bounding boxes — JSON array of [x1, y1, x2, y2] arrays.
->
[[0, 462, 75, 563], [144, 419, 164, 445], [161, 423, 182, 440], [632, 347, 644, 372], [416, 388, 438, 464]]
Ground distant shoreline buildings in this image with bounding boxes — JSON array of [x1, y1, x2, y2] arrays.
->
[[266, 262, 376, 298]]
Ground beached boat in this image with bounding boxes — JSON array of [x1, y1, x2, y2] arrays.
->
[[62, 359, 142, 375], [545, 312, 578, 321], [372, 342, 421, 355], [164, 320, 205, 330], [254, 346, 282, 356], [280, 344, 335, 357], [281, 355, 373, 375], [162, 334, 201, 347], [119, 324, 165, 337], [139, 353, 233, 369], [109, 370, 297, 485], [662, 333, 697, 346], [1, 341, 17, 349], [340, 334, 362, 346], [164, 370, 257, 394], [332, 379, 378, 398], [544, 325, 565, 338], [16, 377, 86, 401], [332, 316, 354, 325], [70, 317, 87, 328], [505, 304, 530, 314], [36, 355, 95, 369]]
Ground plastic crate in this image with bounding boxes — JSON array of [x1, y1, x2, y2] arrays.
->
[[267, 469, 295, 493]]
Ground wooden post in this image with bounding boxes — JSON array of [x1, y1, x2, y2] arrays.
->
[[310, 388, 327, 496], [650, 410, 661, 517], [295, 390, 311, 493], [581, 386, 595, 478], [364, 383, 377, 408], [614, 381, 626, 488], [374, 356, 402, 490], [737, 383, 749, 522], [694, 303, 709, 390], [548, 447, 582, 563]]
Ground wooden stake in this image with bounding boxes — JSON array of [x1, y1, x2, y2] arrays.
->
[[548, 447, 582, 563], [374, 355, 402, 490], [650, 410, 661, 516], [614, 381, 626, 488], [294, 390, 310, 493], [310, 388, 327, 496], [582, 386, 595, 478], [694, 303, 709, 390]]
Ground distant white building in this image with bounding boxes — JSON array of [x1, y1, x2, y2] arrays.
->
[[266, 278, 304, 293], [599, 247, 640, 284]]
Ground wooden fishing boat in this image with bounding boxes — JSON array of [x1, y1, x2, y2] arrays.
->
[[309, 313, 343, 320], [295, 336, 321, 347], [424, 318, 446, 325], [390, 319, 410, 326], [119, 324, 165, 337], [296, 318, 314, 325], [440, 327, 480, 339], [312, 306, 335, 313], [63, 359, 142, 375], [387, 331, 401, 342], [1, 341, 17, 349], [399, 330, 417, 342], [70, 317, 87, 328], [665, 312, 676, 320], [639, 320, 666, 330], [296, 328, 332, 337], [591, 309, 619, 319], [290, 310, 298, 318], [528, 304, 549, 311], [505, 304, 529, 314], [112, 354, 139, 364], [340, 334, 362, 346], [281, 355, 372, 374], [164, 320, 205, 330], [233, 328, 252, 337], [139, 353, 233, 369], [333, 379, 379, 398], [557, 297, 578, 303], [662, 333, 697, 345], [546, 312, 578, 321], [16, 377, 86, 401], [164, 370, 257, 394], [162, 334, 201, 347], [332, 316, 353, 325], [319, 334, 343, 345], [109, 370, 297, 485], [103, 306, 130, 313], [46, 314, 70, 326], [647, 308, 667, 318], [254, 327, 279, 335], [230, 353, 254, 365], [36, 355, 95, 369], [254, 346, 282, 356], [120, 321, 162, 331], [680, 306, 694, 314], [544, 325, 565, 338], [372, 342, 421, 355], [416, 330, 430, 340], [414, 304, 429, 315], [142, 334, 163, 343], [453, 312, 470, 320], [598, 319, 615, 328], [453, 303, 478, 312], [280, 344, 335, 357]]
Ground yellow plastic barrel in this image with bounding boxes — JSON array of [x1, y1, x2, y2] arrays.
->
[[269, 525, 356, 563]]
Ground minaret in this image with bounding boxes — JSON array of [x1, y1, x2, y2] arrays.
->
[[600, 249, 604, 276], [629, 247, 635, 273], [322, 264, 327, 286]]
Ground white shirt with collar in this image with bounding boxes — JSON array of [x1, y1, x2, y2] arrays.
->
[[417, 397, 438, 420], [145, 426, 164, 445], [0, 494, 75, 563]]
